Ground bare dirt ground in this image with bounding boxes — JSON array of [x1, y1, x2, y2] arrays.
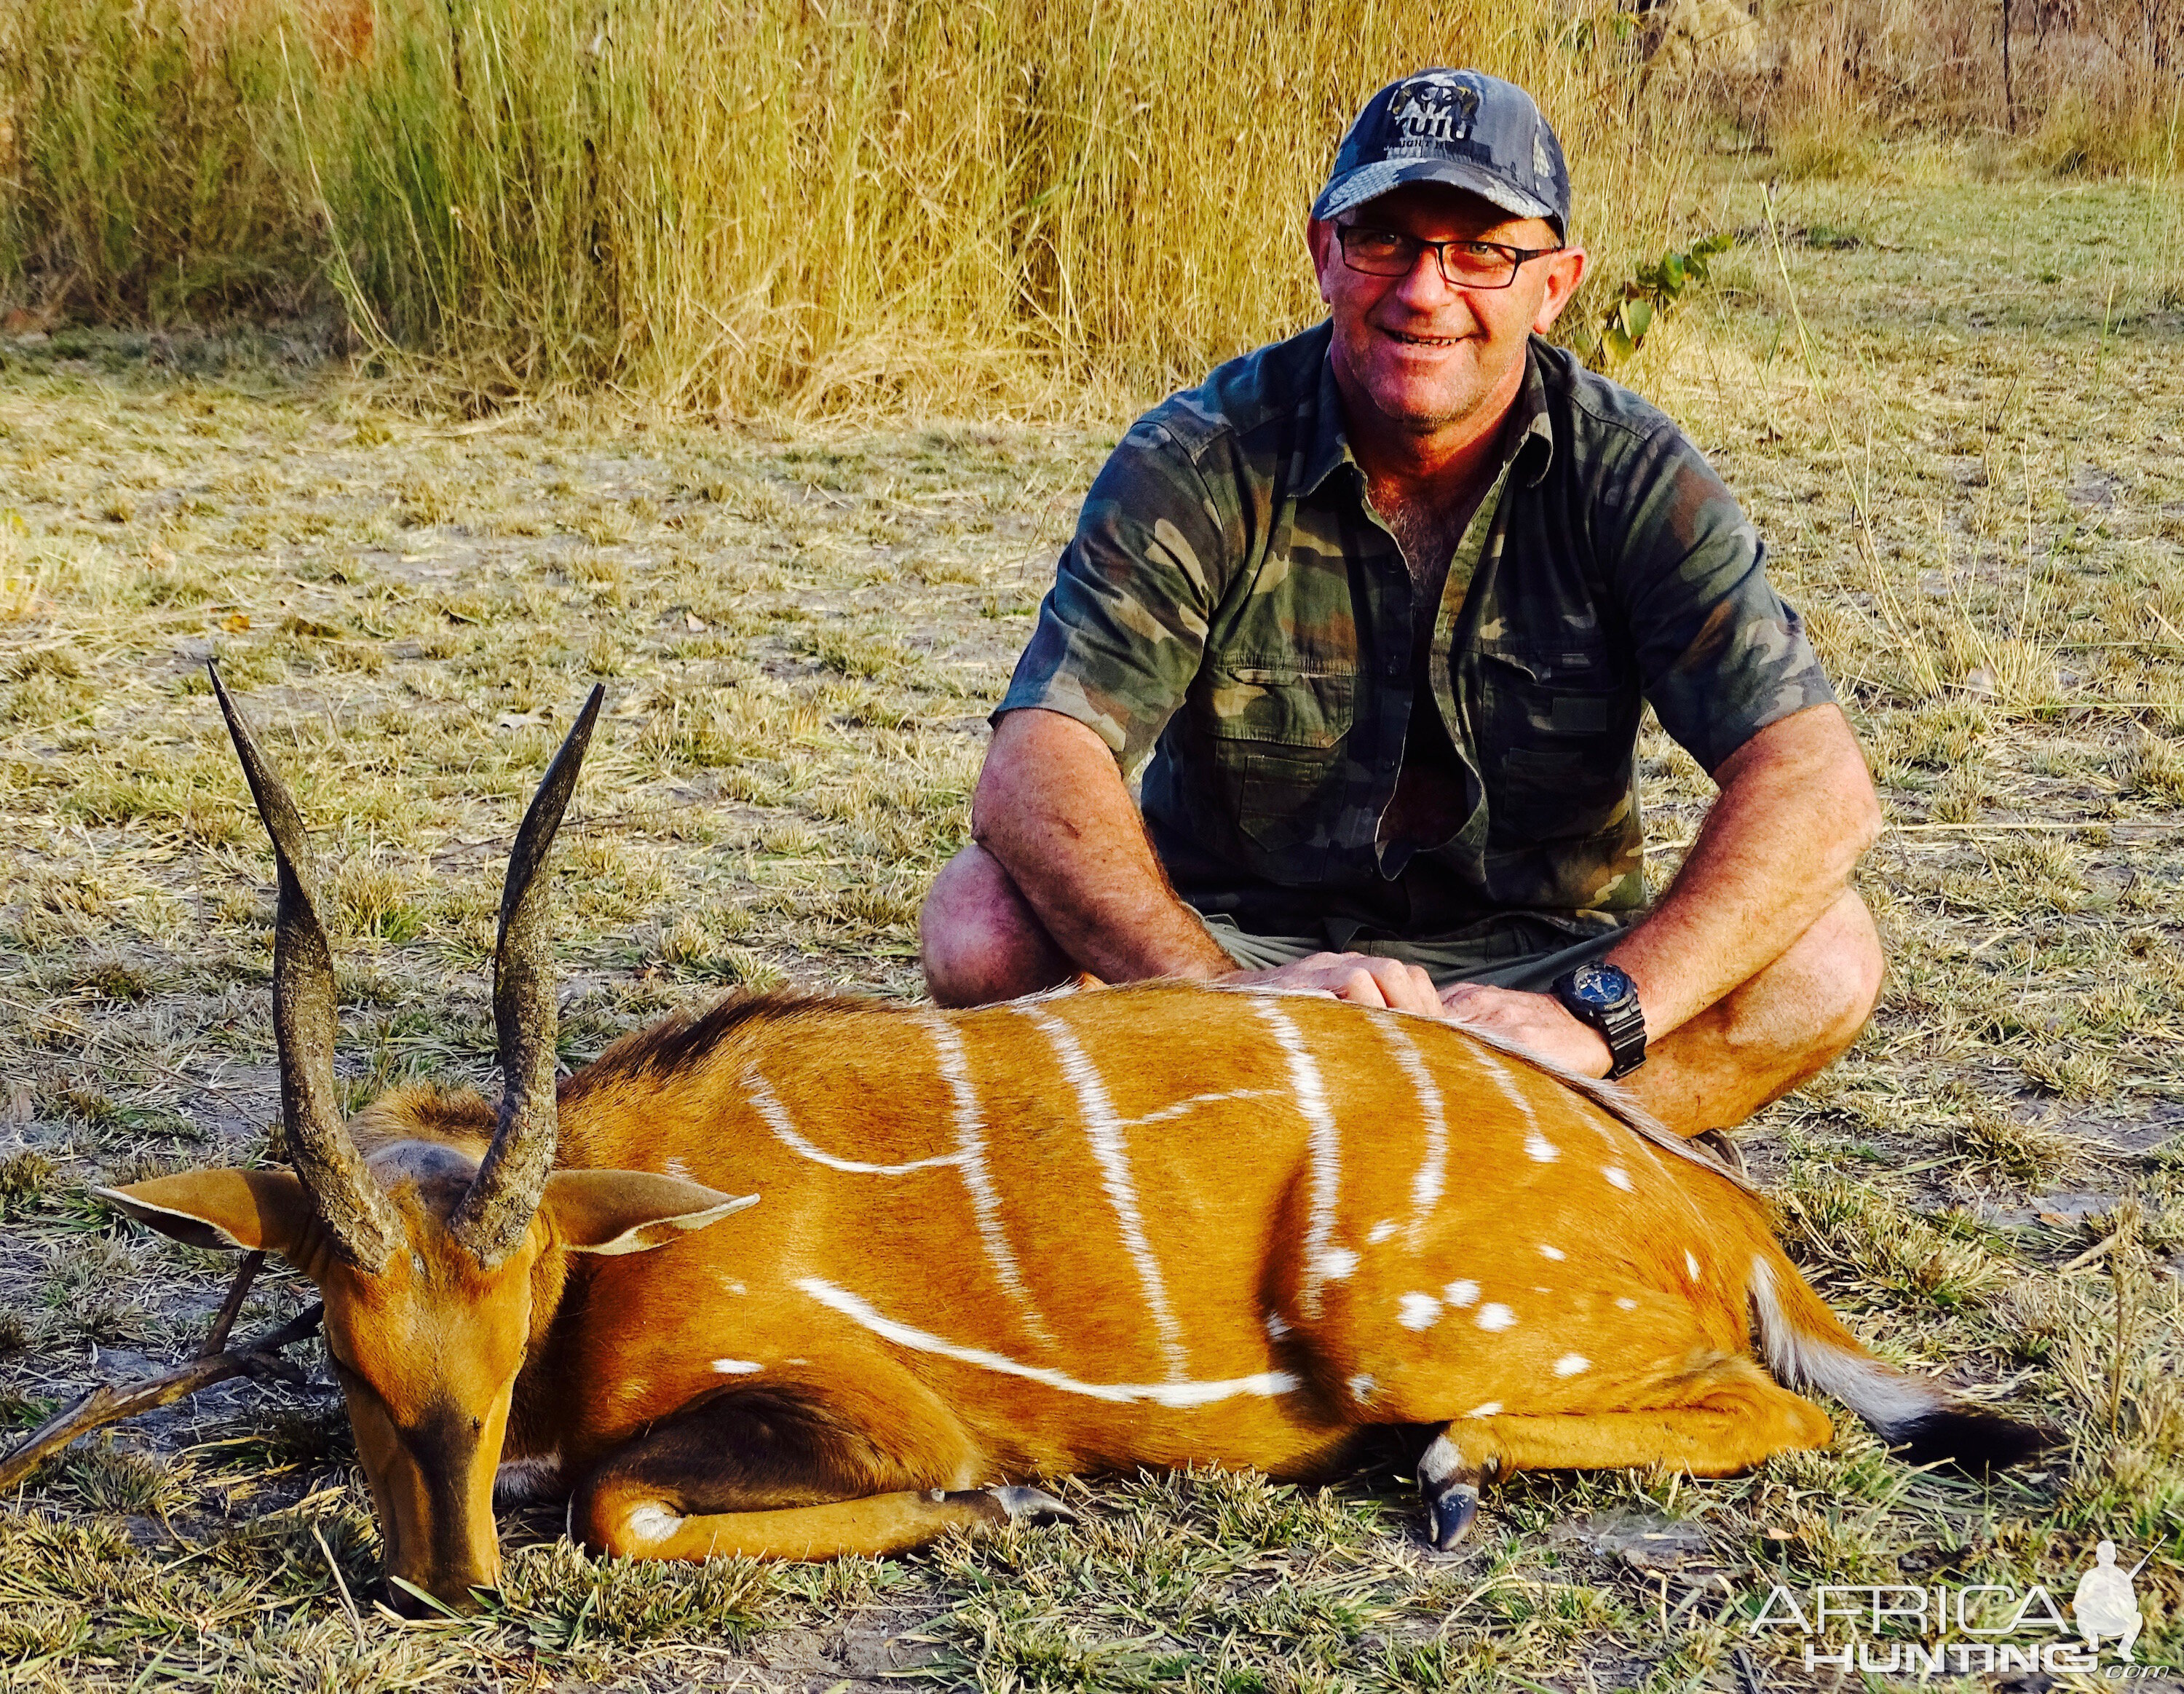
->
[[1, 159, 2181, 1690]]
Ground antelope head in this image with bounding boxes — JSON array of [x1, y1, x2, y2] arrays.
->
[[101, 673, 752, 1614]]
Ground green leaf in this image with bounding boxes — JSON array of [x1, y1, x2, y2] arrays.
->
[[1602, 323, 1637, 365], [1622, 298, 1654, 344]]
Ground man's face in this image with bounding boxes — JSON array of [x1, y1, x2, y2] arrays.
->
[[1308, 183, 1587, 443]]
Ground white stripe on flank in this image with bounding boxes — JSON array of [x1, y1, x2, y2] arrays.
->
[[711, 1358, 762, 1374], [1254, 999, 1345, 1318], [919, 1013, 1058, 1353], [1374, 1017, 1447, 1248], [796, 1278, 1296, 1408], [1021, 1005, 1187, 1379], [1468, 1040, 1554, 1156], [1123, 1087, 1282, 1128], [746, 1069, 963, 1175]]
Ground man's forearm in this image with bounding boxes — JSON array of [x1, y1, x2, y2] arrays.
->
[[971, 710, 1233, 983], [1608, 704, 1880, 1040]]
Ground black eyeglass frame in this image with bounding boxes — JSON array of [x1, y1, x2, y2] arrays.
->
[[1334, 223, 1565, 290]]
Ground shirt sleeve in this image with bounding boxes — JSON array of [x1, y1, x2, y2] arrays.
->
[[992, 418, 1231, 771], [1601, 421, 1837, 774]]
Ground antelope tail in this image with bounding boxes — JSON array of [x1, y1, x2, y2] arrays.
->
[[1746, 1248, 2048, 1472]]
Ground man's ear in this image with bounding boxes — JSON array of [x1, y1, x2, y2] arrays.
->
[[1531, 242, 1588, 336], [544, 1171, 759, 1256], [98, 1170, 316, 1256], [1307, 215, 1340, 306]]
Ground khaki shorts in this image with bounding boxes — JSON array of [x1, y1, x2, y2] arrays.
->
[[1189, 909, 1631, 994]]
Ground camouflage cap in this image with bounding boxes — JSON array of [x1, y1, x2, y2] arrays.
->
[[1313, 69, 1571, 240]]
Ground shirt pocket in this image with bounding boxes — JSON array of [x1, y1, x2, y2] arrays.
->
[[1196, 662, 1358, 866], [1475, 646, 1635, 843]]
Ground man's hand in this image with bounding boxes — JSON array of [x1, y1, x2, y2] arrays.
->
[[1224, 952, 1444, 1017], [1439, 983, 1613, 1078]]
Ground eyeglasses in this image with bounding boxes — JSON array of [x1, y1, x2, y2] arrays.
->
[[1334, 223, 1564, 290]]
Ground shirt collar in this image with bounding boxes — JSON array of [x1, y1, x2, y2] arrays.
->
[[1302, 333, 1558, 497]]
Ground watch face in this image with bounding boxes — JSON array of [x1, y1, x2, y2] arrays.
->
[[1567, 962, 1634, 1010]]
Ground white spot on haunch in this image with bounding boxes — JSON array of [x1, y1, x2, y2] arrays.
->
[[1348, 1374, 1376, 1403], [626, 1505, 681, 1543], [796, 1278, 1298, 1408], [1465, 1401, 1501, 1419], [663, 1156, 692, 1181], [1615, 1297, 1637, 1311], [1264, 1311, 1291, 1339], [1369, 1219, 1398, 1246], [1374, 1017, 1447, 1246], [1317, 1247, 1359, 1282], [711, 1358, 762, 1374], [1022, 1005, 1186, 1378], [1554, 1353, 1591, 1377], [1603, 1165, 1634, 1191], [721, 1278, 747, 1296], [1538, 1244, 1565, 1261], [1397, 1291, 1442, 1330], [1254, 1000, 1346, 1320], [1524, 1130, 1561, 1162], [1443, 1279, 1479, 1307], [1476, 1303, 1516, 1332], [1685, 1251, 1701, 1280]]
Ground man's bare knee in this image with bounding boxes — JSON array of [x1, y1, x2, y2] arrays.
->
[[1803, 887, 1884, 1057], [919, 845, 1075, 1007], [1720, 887, 1883, 1072]]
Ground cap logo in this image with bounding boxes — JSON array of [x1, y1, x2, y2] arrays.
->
[[1388, 75, 1480, 147]]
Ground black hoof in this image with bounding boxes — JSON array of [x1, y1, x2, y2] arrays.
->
[[1424, 1483, 1479, 1551]]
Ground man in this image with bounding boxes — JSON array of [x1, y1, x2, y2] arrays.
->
[[919, 69, 1883, 1141]]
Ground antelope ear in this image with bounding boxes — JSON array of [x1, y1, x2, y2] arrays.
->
[[544, 1171, 759, 1256], [98, 1170, 315, 1257]]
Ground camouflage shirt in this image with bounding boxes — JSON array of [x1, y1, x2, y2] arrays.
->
[[996, 324, 1836, 941]]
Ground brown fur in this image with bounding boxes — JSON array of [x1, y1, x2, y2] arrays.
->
[[112, 979, 2031, 1612]]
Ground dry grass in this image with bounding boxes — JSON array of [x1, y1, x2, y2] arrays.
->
[[1, 160, 2182, 1687], [1701, 0, 2184, 179], [0, 0, 1704, 415]]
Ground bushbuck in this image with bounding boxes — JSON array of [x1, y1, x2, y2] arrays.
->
[[103, 676, 2043, 1614]]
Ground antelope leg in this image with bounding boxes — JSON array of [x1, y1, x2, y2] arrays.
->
[[1416, 1428, 1485, 1551], [587, 1485, 1071, 1562], [569, 1384, 1071, 1564], [1463, 1384, 1834, 1479]]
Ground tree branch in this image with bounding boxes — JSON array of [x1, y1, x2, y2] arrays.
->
[[0, 1302, 325, 1493]]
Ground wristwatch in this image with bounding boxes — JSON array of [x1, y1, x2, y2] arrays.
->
[[1551, 962, 1647, 1080]]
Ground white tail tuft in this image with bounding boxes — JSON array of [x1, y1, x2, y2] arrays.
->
[[1747, 1254, 1940, 1436]]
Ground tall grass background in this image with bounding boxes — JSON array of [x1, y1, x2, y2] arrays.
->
[[0, 0, 1713, 412], [1, 0, 2178, 413], [1726, 0, 2184, 178]]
